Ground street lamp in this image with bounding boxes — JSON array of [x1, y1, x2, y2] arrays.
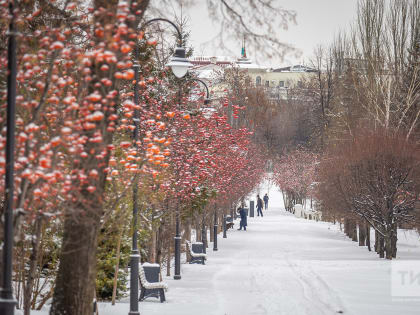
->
[[142, 18, 192, 78], [189, 78, 211, 105], [167, 47, 192, 78], [128, 18, 192, 315], [187, 83, 217, 252], [0, 1, 18, 315]]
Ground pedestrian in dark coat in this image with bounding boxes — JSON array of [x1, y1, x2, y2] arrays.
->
[[256, 195, 264, 217], [237, 207, 247, 230], [263, 193, 269, 210]]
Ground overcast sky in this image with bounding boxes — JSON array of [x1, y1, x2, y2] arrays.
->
[[181, 0, 359, 67]]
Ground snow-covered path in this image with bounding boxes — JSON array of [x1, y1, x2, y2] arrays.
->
[[29, 183, 420, 315], [94, 183, 420, 315]]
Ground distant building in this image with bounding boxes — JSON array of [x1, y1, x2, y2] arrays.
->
[[190, 40, 317, 100]]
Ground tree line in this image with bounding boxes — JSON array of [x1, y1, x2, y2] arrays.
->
[[0, 1, 294, 314], [269, 0, 420, 260]]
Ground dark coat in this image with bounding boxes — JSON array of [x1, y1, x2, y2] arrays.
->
[[257, 198, 263, 209], [239, 208, 247, 226], [263, 195, 269, 203]]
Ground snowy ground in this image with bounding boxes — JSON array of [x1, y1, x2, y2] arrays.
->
[[28, 181, 420, 315]]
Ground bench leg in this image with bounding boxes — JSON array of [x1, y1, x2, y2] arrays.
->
[[139, 287, 145, 301], [202, 257, 205, 265], [159, 288, 166, 303]]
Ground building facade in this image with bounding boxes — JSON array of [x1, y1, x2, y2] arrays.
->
[[190, 44, 317, 100]]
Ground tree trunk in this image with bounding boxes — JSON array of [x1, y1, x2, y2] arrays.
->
[[166, 240, 171, 277], [358, 222, 366, 246], [346, 219, 357, 241], [156, 223, 164, 266], [111, 227, 123, 305], [351, 221, 358, 242], [366, 223, 371, 251], [93, 289, 99, 315], [209, 216, 214, 242], [32, 222, 48, 310], [202, 223, 207, 249], [282, 191, 287, 210], [24, 219, 43, 315], [344, 218, 349, 236], [391, 223, 397, 258], [17, 241, 26, 309], [385, 235, 393, 259], [379, 234, 385, 258], [166, 214, 173, 277], [36, 288, 54, 310], [183, 218, 191, 242], [149, 229, 156, 263], [195, 218, 201, 242], [50, 210, 101, 315], [374, 230, 379, 253]]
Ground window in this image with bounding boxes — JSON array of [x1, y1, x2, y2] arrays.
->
[[256, 76, 261, 86], [279, 80, 284, 87], [265, 80, 269, 87]]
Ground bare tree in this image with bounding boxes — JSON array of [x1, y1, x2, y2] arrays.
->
[[148, 0, 298, 61], [318, 129, 420, 259]]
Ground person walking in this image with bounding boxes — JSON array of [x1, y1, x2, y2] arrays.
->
[[256, 195, 264, 217], [237, 206, 247, 230], [263, 193, 269, 210]]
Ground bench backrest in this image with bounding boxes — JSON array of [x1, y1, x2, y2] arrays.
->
[[226, 215, 233, 223], [294, 204, 304, 217], [191, 242, 204, 254], [142, 264, 160, 283]]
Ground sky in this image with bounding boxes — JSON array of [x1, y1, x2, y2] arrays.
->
[[181, 0, 359, 67]]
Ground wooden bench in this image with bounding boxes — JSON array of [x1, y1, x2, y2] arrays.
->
[[304, 209, 322, 221], [139, 263, 168, 303], [225, 215, 234, 229], [186, 241, 207, 265], [294, 204, 322, 221]]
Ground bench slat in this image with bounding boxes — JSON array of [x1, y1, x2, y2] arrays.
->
[[186, 241, 207, 259], [139, 265, 168, 291]]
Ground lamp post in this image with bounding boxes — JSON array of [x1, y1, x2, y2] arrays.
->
[[185, 80, 216, 252], [129, 43, 141, 315], [173, 204, 181, 280], [129, 18, 192, 314], [213, 205, 218, 251], [201, 217, 207, 254], [0, 1, 17, 314], [223, 213, 227, 238]]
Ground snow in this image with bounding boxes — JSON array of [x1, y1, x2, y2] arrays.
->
[[141, 263, 160, 267], [24, 180, 420, 315]]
